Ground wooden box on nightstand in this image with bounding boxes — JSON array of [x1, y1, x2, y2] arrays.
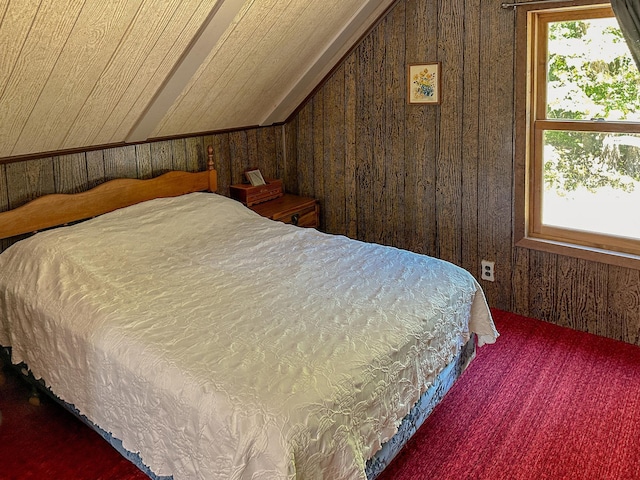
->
[[249, 194, 319, 228], [229, 179, 283, 206]]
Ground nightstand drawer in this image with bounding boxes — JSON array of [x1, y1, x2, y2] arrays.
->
[[272, 203, 318, 227], [249, 194, 319, 228]]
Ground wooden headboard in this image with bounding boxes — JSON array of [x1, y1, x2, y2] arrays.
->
[[0, 146, 218, 241]]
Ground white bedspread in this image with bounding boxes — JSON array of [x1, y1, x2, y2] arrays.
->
[[0, 192, 497, 479]]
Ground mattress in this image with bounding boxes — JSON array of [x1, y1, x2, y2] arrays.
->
[[0, 192, 497, 479]]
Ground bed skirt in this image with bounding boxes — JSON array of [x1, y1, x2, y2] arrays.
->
[[1, 336, 476, 480], [366, 335, 476, 478]]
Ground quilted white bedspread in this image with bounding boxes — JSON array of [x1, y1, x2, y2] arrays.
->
[[0, 192, 497, 479]]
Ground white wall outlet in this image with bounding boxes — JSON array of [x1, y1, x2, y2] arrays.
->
[[481, 260, 495, 282]]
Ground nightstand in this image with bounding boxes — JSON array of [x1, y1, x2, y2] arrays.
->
[[249, 194, 319, 228]]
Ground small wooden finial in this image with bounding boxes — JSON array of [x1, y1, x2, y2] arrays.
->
[[29, 391, 41, 406], [207, 145, 214, 171]]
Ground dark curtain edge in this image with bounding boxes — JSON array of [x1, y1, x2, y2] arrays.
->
[[611, 0, 640, 71]]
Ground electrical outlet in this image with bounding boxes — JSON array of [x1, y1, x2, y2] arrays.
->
[[481, 260, 495, 282]]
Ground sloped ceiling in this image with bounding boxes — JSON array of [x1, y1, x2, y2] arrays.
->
[[0, 0, 395, 160]]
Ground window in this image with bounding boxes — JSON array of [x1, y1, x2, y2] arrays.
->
[[521, 3, 640, 262]]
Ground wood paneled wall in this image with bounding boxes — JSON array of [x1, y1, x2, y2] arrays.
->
[[284, 0, 640, 345], [285, 0, 514, 309], [0, 126, 285, 251]]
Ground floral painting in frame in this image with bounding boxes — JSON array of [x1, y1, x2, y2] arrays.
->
[[408, 62, 441, 104]]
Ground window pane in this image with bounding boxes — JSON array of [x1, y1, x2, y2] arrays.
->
[[547, 17, 640, 122], [542, 131, 640, 239]]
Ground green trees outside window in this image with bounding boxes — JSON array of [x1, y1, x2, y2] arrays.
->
[[545, 16, 640, 194]]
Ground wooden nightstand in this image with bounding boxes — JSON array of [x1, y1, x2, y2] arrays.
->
[[249, 194, 319, 228]]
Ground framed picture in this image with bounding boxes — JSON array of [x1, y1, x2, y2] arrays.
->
[[408, 62, 441, 104], [244, 168, 266, 186]]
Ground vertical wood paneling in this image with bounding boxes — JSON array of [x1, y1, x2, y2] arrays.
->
[[229, 131, 250, 184], [312, 90, 325, 230], [476, 1, 514, 309], [323, 66, 346, 235], [556, 257, 608, 334], [344, 54, 358, 239], [86, 149, 106, 188], [5, 158, 55, 209], [384, 4, 406, 249], [356, 32, 375, 244], [435, 0, 464, 265], [512, 246, 530, 316], [0, 127, 281, 207], [528, 250, 558, 324], [2, 157, 56, 249], [151, 141, 173, 175], [53, 154, 88, 193], [184, 136, 205, 172], [0, 163, 8, 250], [404, 0, 437, 257], [135, 143, 153, 179], [257, 127, 278, 180], [171, 139, 187, 171], [295, 102, 315, 197], [372, 22, 386, 246], [246, 130, 259, 171], [274, 126, 285, 181], [460, 0, 481, 278], [284, 120, 299, 194], [104, 145, 137, 179], [273, 127, 285, 184], [607, 266, 640, 344], [208, 133, 231, 195], [0, 164, 7, 210]]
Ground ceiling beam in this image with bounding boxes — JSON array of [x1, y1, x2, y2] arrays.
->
[[126, 0, 246, 143]]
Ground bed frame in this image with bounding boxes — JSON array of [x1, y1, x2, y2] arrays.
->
[[0, 146, 217, 241]]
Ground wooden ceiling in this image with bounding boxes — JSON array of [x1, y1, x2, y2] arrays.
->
[[0, 0, 395, 160]]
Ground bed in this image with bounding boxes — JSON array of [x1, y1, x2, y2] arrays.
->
[[0, 149, 498, 479]]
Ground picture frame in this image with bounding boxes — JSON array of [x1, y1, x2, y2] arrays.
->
[[244, 168, 266, 186], [408, 62, 441, 104]]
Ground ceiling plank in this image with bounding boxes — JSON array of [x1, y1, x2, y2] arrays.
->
[[0, 0, 39, 99], [192, 0, 313, 130], [125, 0, 247, 144], [0, 0, 82, 158], [151, 0, 397, 139], [12, 0, 145, 155], [0, 0, 398, 159], [151, 0, 289, 137], [101, 1, 215, 145], [260, 0, 397, 125], [63, 0, 208, 148]]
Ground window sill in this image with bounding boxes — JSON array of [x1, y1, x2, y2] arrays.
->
[[516, 236, 640, 271]]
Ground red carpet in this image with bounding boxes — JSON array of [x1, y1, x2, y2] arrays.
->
[[1, 309, 640, 479], [378, 310, 640, 480], [0, 363, 147, 479]]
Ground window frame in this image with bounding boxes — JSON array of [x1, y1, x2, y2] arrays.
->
[[515, 0, 640, 269]]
